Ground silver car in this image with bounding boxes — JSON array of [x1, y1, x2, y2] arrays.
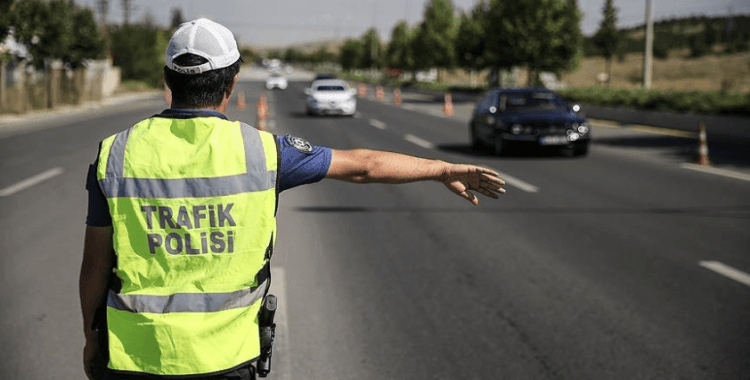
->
[[304, 79, 357, 116], [265, 74, 288, 90]]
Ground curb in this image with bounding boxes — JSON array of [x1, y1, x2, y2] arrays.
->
[[0, 91, 163, 133]]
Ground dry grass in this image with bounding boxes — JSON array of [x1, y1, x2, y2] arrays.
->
[[560, 49, 750, 93], [433, 49, 750, 94]]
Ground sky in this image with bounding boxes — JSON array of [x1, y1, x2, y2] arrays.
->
[[73, 0, 750, 47]]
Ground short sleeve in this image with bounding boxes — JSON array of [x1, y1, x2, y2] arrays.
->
[[86, 160, 112, 226], [277, 134, 331, 192]]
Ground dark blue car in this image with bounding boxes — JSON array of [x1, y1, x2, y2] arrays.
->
[[469, 88, 590, 156]]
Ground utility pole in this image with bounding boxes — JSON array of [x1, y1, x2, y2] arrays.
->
[[371, 0, 378, 73], [643, 0, 653, 89], [96, 0, 109, 26], [121, 0, 132, 26]]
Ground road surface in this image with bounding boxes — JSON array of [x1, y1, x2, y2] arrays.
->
[[1, 75, 748, 380]]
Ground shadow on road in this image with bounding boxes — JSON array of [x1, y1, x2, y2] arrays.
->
[[593, 135, 750, 168], [437, 133, 750, 167], [287, 111, 354, 119], [294, 205, 750, 219], [437, 143, 586, 159]]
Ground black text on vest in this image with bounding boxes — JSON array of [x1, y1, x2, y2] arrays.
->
[[139, 204, 236, 255]]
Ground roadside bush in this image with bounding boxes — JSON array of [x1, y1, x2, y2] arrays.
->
[[558, 87, 750, 116]]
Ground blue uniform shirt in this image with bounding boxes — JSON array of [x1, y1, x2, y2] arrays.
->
[[86, 109, 331, 227]]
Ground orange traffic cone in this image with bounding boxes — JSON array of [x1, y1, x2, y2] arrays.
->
[[256, 94, 268, 131], [393, 88, 402, 106], [375, 86, 384, 101], [443, 92, 453, 117], [236, 92, 247, 110], [358, 83, 367, 97], [695, 121, 710, 166]]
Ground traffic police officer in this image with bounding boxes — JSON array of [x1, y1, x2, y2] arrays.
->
[[80, 18, 505, 380]]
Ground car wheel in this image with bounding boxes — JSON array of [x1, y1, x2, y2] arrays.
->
[[470, 124, 483, 150], [574, 143, 589, 157], [493, 133, 506, 156]]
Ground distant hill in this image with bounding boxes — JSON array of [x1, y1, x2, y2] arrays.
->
[[584, 14, 750, 58]]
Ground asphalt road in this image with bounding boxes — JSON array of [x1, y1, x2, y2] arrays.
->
[[1, 77, 749, 380]]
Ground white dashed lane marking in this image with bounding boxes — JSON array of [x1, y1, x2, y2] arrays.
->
[[488, 168, 540, 193], [369, 119, 387, 130], [700, 261, 750, 287], [404, 133, 435, 149], [0, 167, 64, 197], [681, 163, 750, 182]]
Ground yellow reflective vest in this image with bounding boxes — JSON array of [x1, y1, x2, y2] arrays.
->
[[96, 114, 278, 376]]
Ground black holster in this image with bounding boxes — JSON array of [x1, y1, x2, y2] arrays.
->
[[256, 294, 277, 377]]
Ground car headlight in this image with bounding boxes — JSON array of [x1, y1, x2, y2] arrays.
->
[[578, 123, 590, 134], [511, 124, 522, 134], [309, 96, 318, 104]]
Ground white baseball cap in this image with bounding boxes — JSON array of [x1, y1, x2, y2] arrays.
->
[[165, 18, 241, 74]]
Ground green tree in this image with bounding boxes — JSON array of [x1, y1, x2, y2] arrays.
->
[[558, 0, 584, 73], [283, 47, 304, 63], [311, 46, 336, 64], [239, 46, 255, 63], [455, 1, 487, 76], [109, 24, 168, 87], [67, 6, 106, 68], [689, 33, 709, 58], [385, 21, 413, 72], [485, 0, 583, 86], [0, 0, 14, 44], [725, 32, 749, 54], [592, 0, 620, 85], [339, 38, 364, 71], [652, 37, 669, 59], [411, 0, 456, 72], [12, 0, 73, 69], [360, 28, 383, 70]]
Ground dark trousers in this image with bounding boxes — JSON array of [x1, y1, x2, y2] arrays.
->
[[103, 365, 255, 380]]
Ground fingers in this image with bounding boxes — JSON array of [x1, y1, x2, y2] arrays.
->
[[460, 191, 480, 206], [480, 172, 505, 186]]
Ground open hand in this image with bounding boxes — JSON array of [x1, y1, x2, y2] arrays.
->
[[83, 332, 105, 380], [442, 165, 506, 205]]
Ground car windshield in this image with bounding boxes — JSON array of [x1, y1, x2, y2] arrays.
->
[[502, 92, 567, 112], [316, 85, 345, 92]]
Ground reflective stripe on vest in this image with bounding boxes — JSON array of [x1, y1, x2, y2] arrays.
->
[[99, 121, 275, 198], [97, 116, 278, 376], [107, 279, 268, 314]]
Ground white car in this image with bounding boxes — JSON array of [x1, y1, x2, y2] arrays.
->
[[265, 74, 287, 90], [305, 79, 357, 116]]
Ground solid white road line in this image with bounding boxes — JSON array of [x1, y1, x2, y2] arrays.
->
[[0, 167, 64, 197], [369, 119, 387, 130], [681, 163, 750, 182], [699, 261, 750, 287], [489, 168, 540, 193], [269, 267, 292, 380], [404, 133, 435, 149]]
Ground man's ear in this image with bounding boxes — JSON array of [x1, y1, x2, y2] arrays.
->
[[225, 74, 239, 99]]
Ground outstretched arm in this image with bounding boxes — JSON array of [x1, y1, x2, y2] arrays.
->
[[326, 149, 506, 205]]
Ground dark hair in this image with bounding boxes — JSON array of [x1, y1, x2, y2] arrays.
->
[[164, 54, 242, 108]]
